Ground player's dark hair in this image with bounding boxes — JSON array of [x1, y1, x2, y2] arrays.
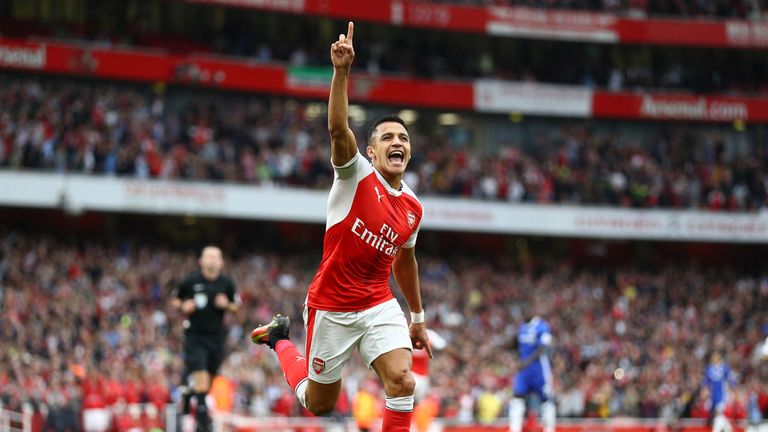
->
[[199, 245, 222, 258], [367, 115, 409, 145]]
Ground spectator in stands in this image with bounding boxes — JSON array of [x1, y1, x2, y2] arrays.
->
[[1, 75, 766, 212], [352, 379, 382, 432], [1, 230, 767, 427]]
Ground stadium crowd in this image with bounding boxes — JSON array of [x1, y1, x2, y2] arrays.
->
[[1, 230, 767, 430], [3, 8, 768, 94], [2, 76, 767, 212]]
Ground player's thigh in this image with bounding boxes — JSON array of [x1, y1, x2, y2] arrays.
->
[[183, 334, 208, 374], [513, 370, 534, 398], [304, 307, 362, 384], [206, 344, 226, 378], [371, 348, 414, 396], [534, 371, 554, 402], [359, 299, 412, 370]]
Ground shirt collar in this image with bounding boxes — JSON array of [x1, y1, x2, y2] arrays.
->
[[371, 163, 404, 196]]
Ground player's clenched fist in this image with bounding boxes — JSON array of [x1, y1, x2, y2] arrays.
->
[[330, 21, 354, 70]]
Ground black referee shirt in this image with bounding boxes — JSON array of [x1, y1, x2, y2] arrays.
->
[[175, 270, 237, 335]]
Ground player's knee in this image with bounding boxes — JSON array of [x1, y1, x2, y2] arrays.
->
[[305, 399, 336, 416], [384, 369, 415, 396], [191, 370, 211, 392]]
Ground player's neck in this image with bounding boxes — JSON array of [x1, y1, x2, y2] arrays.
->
[[387, 176, 403, 191], [202, 271, 220, 281], [377, 169, 403, 191]]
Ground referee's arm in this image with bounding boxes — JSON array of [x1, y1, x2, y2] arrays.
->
[[220, 296, 239, 313], [216, 278, 240, 313], [172, 276, 195, 315], [229, 277, 241, 313]]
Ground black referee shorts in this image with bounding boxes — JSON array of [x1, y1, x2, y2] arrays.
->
[[184, 332, 226, 377]]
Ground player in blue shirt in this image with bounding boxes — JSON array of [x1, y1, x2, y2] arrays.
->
[[703, 351, 735, 432], [509, 308, 555, 432]]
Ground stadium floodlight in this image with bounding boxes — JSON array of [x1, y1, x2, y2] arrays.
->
[[304, 103, 325, 120], [398, 109, 418, 123], [438, 113, 460, 125], [348, 104, 367, 125]]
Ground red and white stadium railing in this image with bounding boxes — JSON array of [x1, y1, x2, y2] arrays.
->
[[3, 402, 766, 432], [211, 411, 764, 432], [0, 405, 31, 432], [2, 37, 768, 123]]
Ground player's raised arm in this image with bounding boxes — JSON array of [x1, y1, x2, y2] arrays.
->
[[328, 21, 358, 166]]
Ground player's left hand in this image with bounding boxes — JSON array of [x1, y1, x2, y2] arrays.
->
[[214, 293, 229, 309], [410, 323, 433, 359], [330, 21, 355, 70]]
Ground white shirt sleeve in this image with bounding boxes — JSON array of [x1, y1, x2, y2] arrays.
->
[[332, 151, 362, 180], [401, 224, 420, 249], [327, 152, 373, 230]]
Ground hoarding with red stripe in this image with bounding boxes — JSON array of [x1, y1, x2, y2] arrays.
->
[[182, 0, 768, 48], [591, 92, 768, 122], [3, 37, 768, 122], [0, 38, 473, 110]]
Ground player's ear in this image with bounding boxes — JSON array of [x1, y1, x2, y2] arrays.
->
[[366, 145, 375, 160]]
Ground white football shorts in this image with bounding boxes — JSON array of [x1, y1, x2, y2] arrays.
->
[[303, 298, 412, 384]]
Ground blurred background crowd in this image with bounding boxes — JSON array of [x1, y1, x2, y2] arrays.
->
[[2, 3, 768, 95], [1, 230, 767, 429], [2, 75, 767, 211], [3, 0, 768, 431]]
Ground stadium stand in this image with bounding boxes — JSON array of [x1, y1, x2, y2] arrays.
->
[[0, 227, 767, 430], [1, 74, 766, 211], [2, 10, 768, 94]]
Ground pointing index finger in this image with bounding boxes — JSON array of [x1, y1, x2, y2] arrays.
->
[[347, 21, 354, 42]]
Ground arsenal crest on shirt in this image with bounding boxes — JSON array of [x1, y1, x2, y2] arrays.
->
[[312, 357, 326, 374], [407, 211, 416, 228]]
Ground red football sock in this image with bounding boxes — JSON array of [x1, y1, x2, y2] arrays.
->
[[382, 407, 412, 431], [275, 339, 308, 390]]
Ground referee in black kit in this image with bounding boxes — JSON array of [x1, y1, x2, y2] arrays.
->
[[172, 245, 239, 432]]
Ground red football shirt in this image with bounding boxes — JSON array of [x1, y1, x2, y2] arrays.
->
[[307, 152, 423, 312]]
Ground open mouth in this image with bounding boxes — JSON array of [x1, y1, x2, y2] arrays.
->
[[388, 150, 405, 164]]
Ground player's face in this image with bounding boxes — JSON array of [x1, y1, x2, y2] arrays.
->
[[199, 246, 223, 280], [522, 310, 533, 322], [367, 122, 411, 182]]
